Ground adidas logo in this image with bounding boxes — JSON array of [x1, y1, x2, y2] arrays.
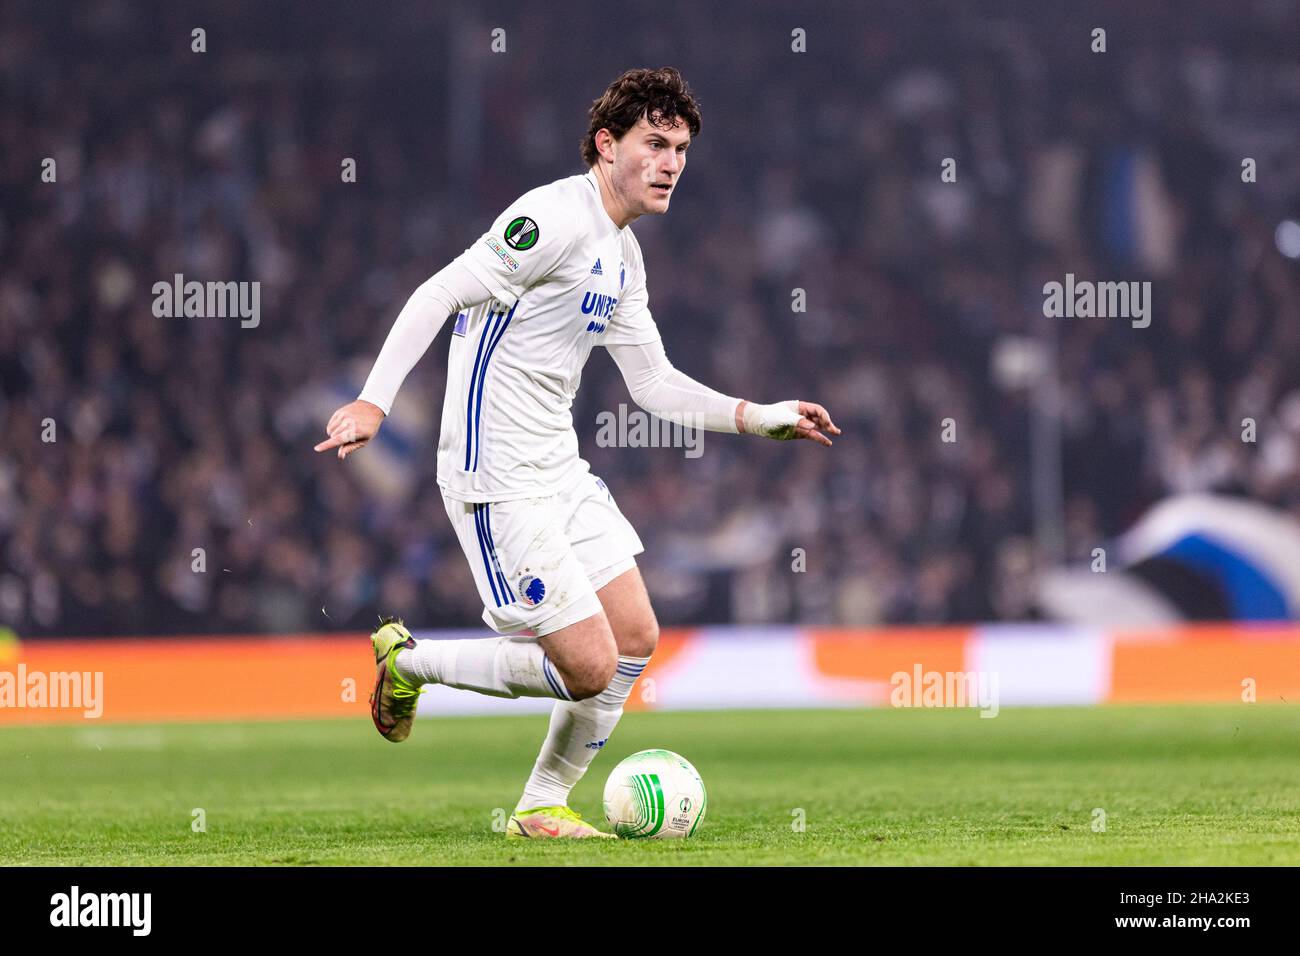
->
[[591, 259, 603, 275]]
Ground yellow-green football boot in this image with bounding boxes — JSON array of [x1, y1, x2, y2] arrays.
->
[[506, 805, 616, 839], [369, 617, 423, 743]]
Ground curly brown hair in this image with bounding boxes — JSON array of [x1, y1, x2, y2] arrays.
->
[[581, 67, 702, 167]]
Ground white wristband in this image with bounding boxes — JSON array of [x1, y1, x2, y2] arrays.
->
[[742, 400, 802, 439]]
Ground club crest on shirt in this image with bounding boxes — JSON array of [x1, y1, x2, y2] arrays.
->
[[504, 216, 539, 251], [517, 575, 547, 607]]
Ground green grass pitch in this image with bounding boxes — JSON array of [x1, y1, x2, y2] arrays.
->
[[1, 704, 1297, 865]]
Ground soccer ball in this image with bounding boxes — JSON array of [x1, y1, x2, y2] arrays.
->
[[603, 749, 707, 839]]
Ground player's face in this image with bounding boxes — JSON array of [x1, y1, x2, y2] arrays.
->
[[612, 114, 690, 216]]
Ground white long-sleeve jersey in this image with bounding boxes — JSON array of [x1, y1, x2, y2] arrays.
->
[[358, 168, 745, 503]]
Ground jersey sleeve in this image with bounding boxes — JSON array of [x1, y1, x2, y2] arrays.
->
[[603, 232, 662, 347], [456, 189, 578, 308]]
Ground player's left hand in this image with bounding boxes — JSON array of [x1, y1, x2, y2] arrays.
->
[[790, 401, 841, 446], [739, 399, 841, 445]]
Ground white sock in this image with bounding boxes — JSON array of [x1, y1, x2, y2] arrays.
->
[[395, 636, 572, 700], [515, 655, 649, 812]]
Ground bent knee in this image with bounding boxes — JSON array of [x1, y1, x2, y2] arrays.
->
[[619, 617, 659, 659], [563, 651, 618, 700]]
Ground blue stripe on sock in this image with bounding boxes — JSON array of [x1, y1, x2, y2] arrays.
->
[[552, 658, 569, 700], [541, 657, 560, 698], [542, 655, 569, 701], [473, 504, 502, 607]]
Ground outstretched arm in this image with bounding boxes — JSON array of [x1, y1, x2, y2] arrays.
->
[[314, 260, 493, 459], [606, 338, 840, 446]]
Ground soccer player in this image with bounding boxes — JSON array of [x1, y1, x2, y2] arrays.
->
[[315, 67, 839, 838]]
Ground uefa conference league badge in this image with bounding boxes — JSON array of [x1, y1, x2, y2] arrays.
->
[[504, 216, 539, 251]]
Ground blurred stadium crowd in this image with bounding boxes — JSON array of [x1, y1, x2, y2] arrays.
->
[[2, 0, 1299, 635]]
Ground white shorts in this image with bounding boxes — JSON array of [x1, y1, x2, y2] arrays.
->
[[442, 471, 644, 636]]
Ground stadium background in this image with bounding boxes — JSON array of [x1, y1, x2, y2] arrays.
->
[[2, 0, 1300, 722]]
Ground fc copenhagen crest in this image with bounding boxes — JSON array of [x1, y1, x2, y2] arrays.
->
[[504, 216, 539, 250], [517, 574, 547, 607]]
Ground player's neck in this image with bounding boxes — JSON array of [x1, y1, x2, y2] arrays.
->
[[589, 165, 637, 231]]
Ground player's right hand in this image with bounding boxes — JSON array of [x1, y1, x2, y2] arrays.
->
[[314, 400, 386, 460]]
